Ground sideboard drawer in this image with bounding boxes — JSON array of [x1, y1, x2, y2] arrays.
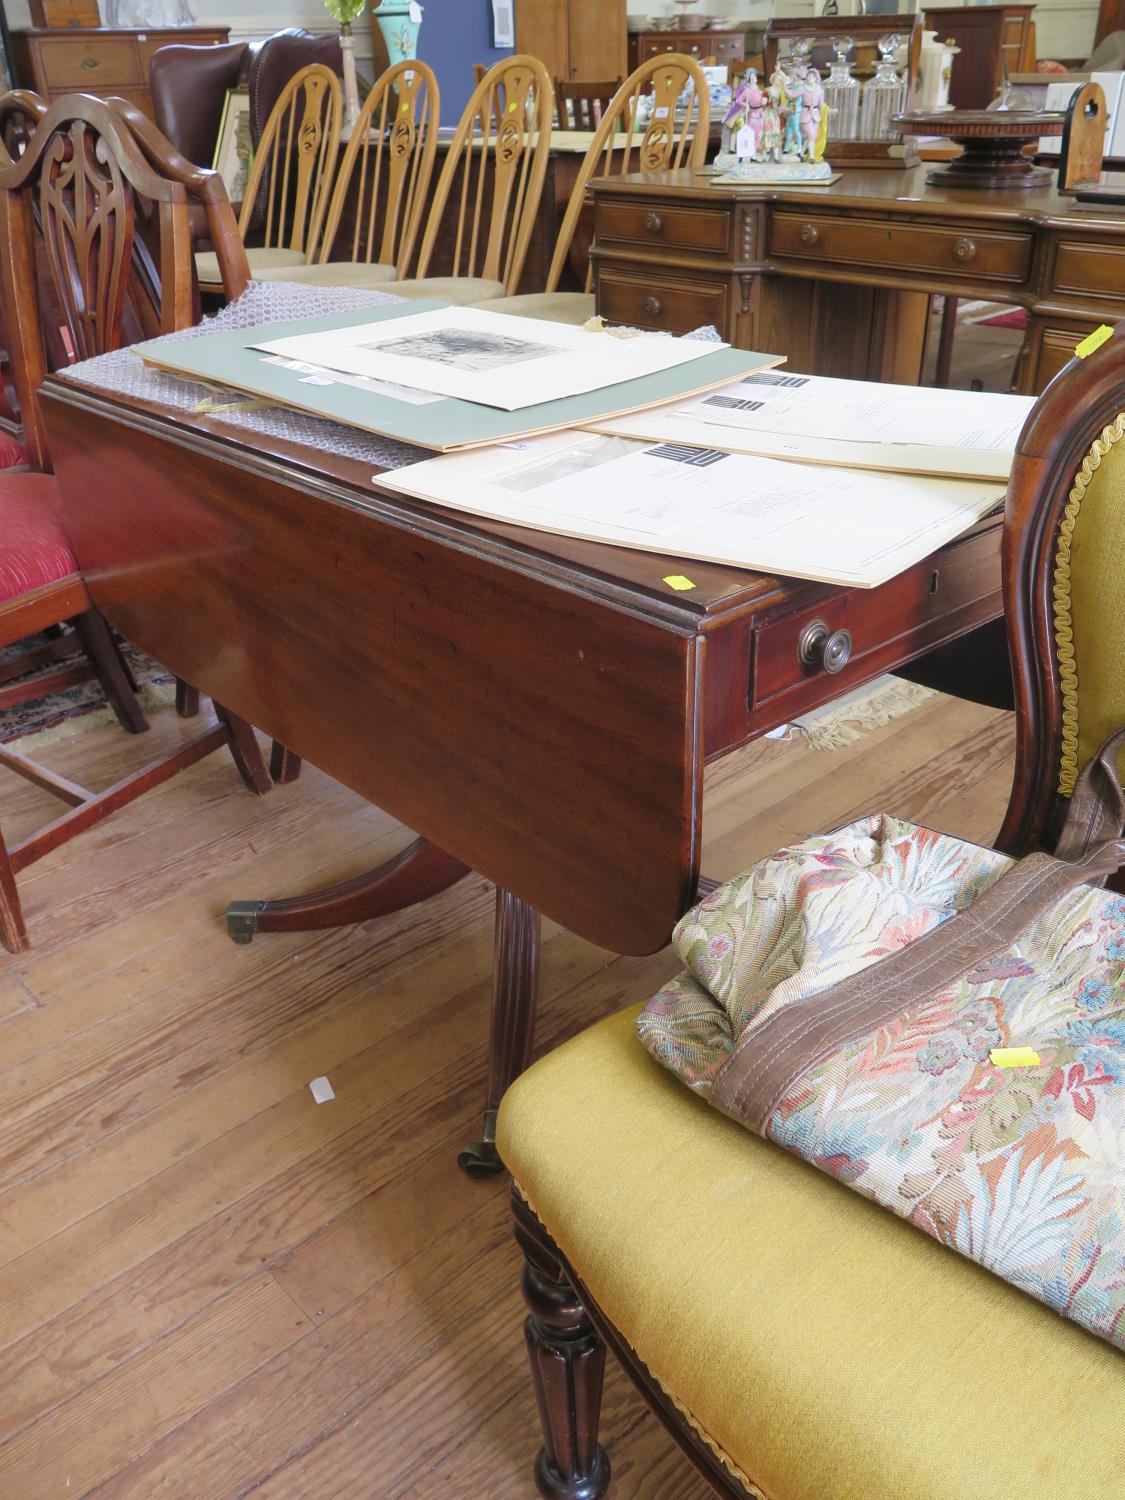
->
[[751, 524, 1002, 714], [769, 212, 1033, 284], [1051, 242, 1125, 305], [40, 37, 141, 89], [598, 201, 731, 257], [598, 268, 730, 334]]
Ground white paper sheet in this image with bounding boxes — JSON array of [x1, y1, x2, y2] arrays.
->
[[374, 431, 1005, 588], [589, 371, 1035, 482], [254, 307, 726, 412]]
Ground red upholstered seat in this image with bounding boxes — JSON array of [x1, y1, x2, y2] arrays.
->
[[0, 432, 24, 469], [0, 473, 79, 603]]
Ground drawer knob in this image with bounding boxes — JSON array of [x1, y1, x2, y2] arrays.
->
[[798, 619, 853, 675], [799, 223, 819, 247], [954, 236, 977, 262], [644, 212, 664, 235], [643, 295, 663, 317], [82, 56, 99, 70]]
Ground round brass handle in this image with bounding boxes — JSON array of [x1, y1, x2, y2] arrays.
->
[[799, 223, 819, 247], [81, 56, 99, 69], [644, 212, 664, 235], [643, 295, 663, 317], [954, 236, 977, 262], [798, 619, 853, 675]]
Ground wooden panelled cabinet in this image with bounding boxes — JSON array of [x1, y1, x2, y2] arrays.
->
[[629, 28, 746, 73], [514, 0, 627, 84], [9, 26, 230, 119], [922, 6, 1036, 109]]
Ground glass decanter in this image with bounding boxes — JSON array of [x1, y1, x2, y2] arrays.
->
[[823, 36, 860, 142], [860, 33, 907, 141]]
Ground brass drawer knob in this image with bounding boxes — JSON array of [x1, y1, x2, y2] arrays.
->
[[798, 619, 853, 675], [799, 222, 819, 247], [644, 212, 664, 235], [643, 294, 663, 317], [954, 236, 977, 262], [82, 56, 99, 70]]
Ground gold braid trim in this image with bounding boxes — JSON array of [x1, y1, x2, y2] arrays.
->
[[1052, 411, 1125, 796]]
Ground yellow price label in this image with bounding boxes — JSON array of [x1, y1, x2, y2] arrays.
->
[[989, 1047, 1041, 1069], [663, 574, 697, 592], [1075, 324, 1114, 359]]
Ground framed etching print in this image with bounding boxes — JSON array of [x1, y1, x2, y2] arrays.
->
[[213, 86, 253, 204]]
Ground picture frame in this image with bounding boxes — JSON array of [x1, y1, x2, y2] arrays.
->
[[213, 85, 253, 206]]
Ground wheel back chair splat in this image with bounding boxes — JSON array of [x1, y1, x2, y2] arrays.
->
[[0, 92, 272, 953], [497, 327, 1125, 1498], [195, 63, 343, 292], [480, 53, 711, 325], [258, 58, 441, 291], [388, 54, 555, 305]]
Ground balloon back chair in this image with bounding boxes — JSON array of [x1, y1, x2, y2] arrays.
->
[[0, 93, 271, 952], [479, 52, 711, 325], [496, 329, 1125, 1496]]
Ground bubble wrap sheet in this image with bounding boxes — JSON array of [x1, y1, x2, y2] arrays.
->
[[57, 281, 725, 476], [57, 282, 425, 472]]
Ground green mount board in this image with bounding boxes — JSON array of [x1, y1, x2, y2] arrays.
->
[[134, 299, 781, 454]]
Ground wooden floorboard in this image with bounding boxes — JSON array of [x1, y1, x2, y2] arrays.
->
[[0, 689, 1013, 1497]]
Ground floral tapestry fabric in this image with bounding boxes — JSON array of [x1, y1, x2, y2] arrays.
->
[[638, 815, 1125, 1350]]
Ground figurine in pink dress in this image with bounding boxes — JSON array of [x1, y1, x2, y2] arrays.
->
[[745, 71, 767, 158], [799, 66, 825, 161]]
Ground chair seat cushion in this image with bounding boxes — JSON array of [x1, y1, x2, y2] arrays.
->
[[475, 291, 596, 326], [497, 1006, 1125, 1500], [0, 432, 25, 468], [387, 276, 507, 306], [0, 473, 79, 603], [195, 246, 307, 288], [259, 260, 399, 288]]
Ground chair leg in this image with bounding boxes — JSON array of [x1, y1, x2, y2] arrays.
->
[[73, 610, 148, 736], [515, 1193, 610, 1500], [175, 679, 200, 719], [0, 828, 28, 954], [269, 741, 302, 783], [213, 703, 272, 795]]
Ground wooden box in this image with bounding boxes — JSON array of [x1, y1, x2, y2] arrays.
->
[[29, 0, 100, 26]]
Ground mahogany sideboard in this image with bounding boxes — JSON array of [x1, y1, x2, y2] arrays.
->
[[9, 26, 230, 119], [588, 166, 1125, 394], [40, 373, 1005, 1165]]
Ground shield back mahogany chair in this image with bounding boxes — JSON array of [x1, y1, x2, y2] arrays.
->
[[496, 329, 1125, 1497], [478, 53, 711, 325], [388, 55, 554, 305], [194, 63, 343, 293], [0, 92, 272, 953], [260, 59, 440, 290], [554, 78, 623, 131]]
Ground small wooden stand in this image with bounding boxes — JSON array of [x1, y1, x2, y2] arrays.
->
[[897, 109, 1064, 189], [764, 15, 923, 170]]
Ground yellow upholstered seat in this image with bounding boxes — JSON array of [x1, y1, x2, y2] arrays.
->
[[476, 291, 596, 325], [386, 275, 507, 306], [195, 245, 306, 289], [256, 260, 399, 288], [498, 1005, 1125, 1500]]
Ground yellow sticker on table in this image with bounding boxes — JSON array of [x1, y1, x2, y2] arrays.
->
[[989, 1047, 1041, 1069], [1075, 324, 1114, 359], [663, 574, 697, 592]]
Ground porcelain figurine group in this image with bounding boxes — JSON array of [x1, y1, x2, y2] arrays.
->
[[724, 62, 827, 165]]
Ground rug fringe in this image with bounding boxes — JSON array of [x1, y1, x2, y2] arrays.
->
[[794, 677, 938, 751], [9, 681, 179, 755]]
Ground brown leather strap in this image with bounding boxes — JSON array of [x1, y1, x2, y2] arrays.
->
[[710, 729, 1125, 1135]]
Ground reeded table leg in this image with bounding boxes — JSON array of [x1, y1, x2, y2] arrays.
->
[[458, 889, 541, 1178]]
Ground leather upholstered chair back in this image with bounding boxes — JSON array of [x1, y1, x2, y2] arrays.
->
[[247, 27, 343, 140], [149, 40, 249, 169], [998, 327, 1125, 856]]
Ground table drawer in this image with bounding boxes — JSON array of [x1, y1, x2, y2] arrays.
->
[[751, 525, 1002, 714], [769, 212, 1033, 284], [1051, 242, 1125, 305], [40, 38, 141, 89], [598, 268, 730, 334], [598, 201, 730, 256]]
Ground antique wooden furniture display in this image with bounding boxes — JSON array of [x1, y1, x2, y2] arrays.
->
[[389, 54, 554, 303], [480, 53, 711, 324], [194, 63, 342, 294], [900, 108, 1064, 189], [0, 92, 272, 953], [588, 166, 1125, 394], [764, 16, 924, 171], [628, 23, 745, 75], [28, 0, 100, 25], [554, 79, 622, 132], [41, 287, 1006, 1167], [922, 6, 1037, 110], [515, 0, 627, 87], [8, 25, 229, 119], [257, 60, 440, 290], [497, 326, 1125, 1500]]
